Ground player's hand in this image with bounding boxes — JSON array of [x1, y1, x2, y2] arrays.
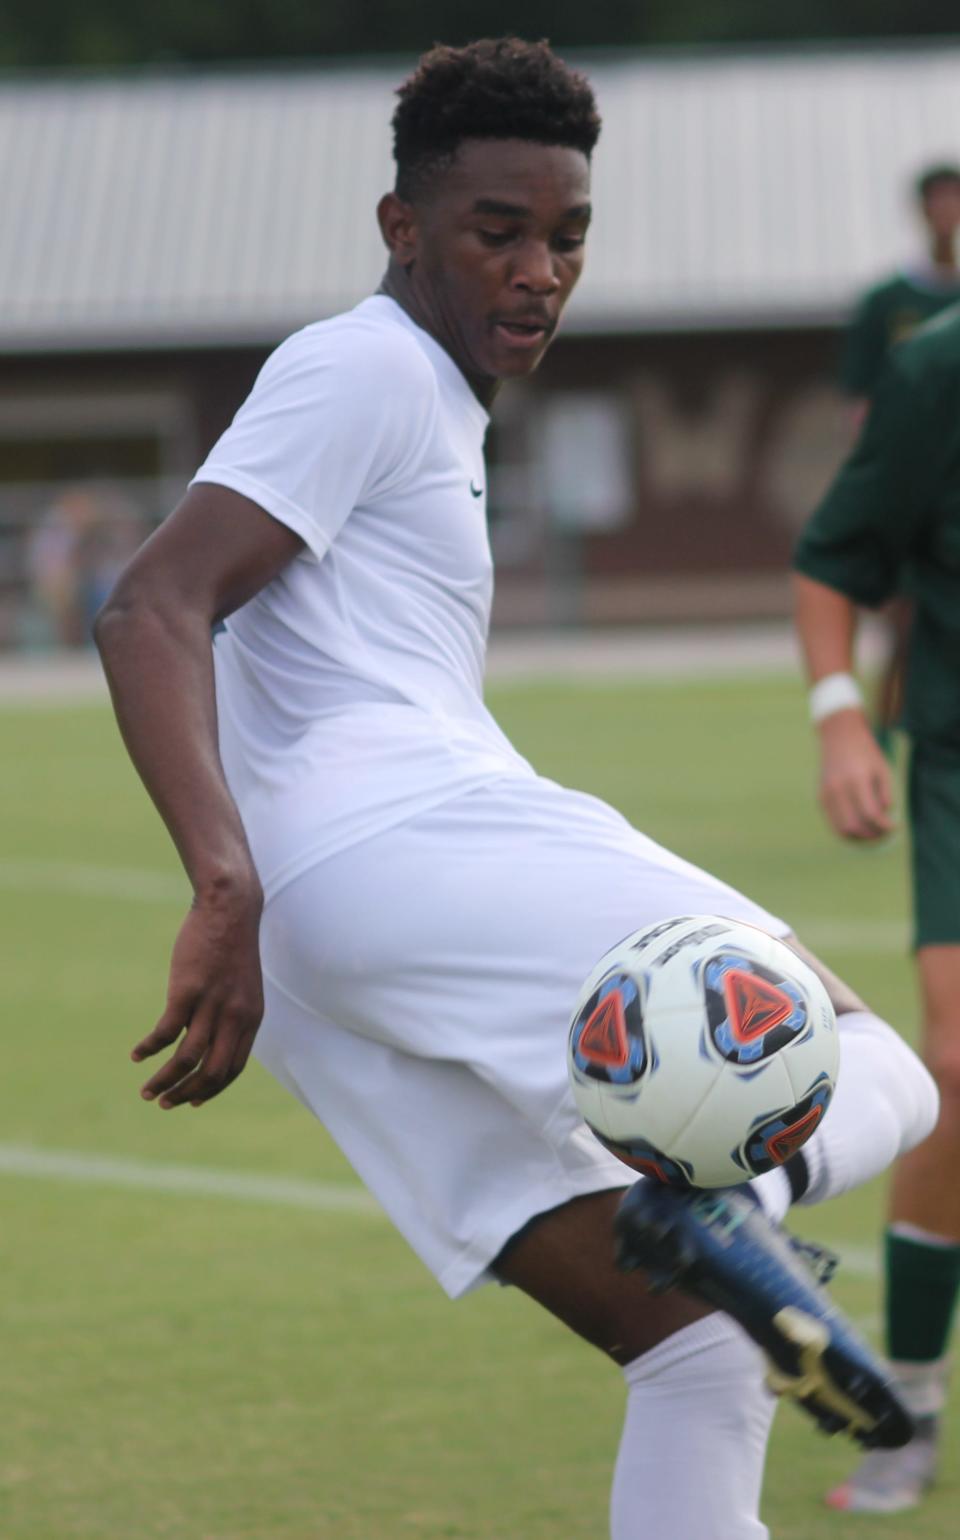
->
[[132, 889, 265, 1109], [817, 709, 897, 842]]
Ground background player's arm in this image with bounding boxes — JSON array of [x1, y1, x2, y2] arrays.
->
[[94, 482, 304, 1109], [794, 342, 954, 844], [793, 572, 896, 842]]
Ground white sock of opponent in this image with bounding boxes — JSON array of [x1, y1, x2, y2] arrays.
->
[[611, 1315, 775, 1540], [754, 1009, 938, 1220]]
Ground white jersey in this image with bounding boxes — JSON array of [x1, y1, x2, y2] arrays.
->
[[194, 295, 796, 1304], [193, 295, 533, 899]]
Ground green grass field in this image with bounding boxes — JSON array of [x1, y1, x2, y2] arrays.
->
[[1, 672, 956, 1539]]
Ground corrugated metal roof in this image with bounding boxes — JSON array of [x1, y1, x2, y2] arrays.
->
[[582, 46, 960, 330], [4, 44, 960, 349]]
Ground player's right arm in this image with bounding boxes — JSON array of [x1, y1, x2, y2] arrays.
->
[[94, 483, 304, 1109], [97, 319, 435, 1108]]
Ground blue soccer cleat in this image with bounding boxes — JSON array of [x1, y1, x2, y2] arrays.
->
[[614, 1181, 914, 1450]]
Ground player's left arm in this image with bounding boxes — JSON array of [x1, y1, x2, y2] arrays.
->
[[95, 324, 426, 1108]]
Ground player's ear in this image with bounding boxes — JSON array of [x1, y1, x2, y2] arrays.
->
[[377, 191, 419, 267]]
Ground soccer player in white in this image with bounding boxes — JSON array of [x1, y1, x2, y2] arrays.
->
[[95, 38, 939, 1539]]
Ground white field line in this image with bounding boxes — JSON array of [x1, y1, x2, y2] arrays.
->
[[0, 858, 910, 953], [790, 919, 909, 954], [0, 1141, 880, 1283], [830, 1244, 882, 1281], [0, 1143, 381, 1215], [851, 1312, 883, 1334], [0, 858, 187, 903]]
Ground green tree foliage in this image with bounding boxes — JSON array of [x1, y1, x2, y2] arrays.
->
[[0, 0, 958, 69]]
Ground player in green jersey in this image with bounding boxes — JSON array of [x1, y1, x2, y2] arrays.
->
[[841, 165, 960, 752], [841, 164, 960, 416], [794, 304, 960, 1513]]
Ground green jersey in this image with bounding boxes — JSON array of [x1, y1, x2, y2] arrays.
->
[[839, 270, 960, 398], [796, 302, 960, 746]]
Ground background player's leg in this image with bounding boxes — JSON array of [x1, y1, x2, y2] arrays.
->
[[857, 947, 960, 1495], [886, 744, 960, 1369], [887, 948, 960, 1341], [494, 1190, 773, 1539], [804, 943, 952, 1512]]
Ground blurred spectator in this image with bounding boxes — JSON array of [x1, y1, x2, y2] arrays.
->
[[25, 483, 146, 647]]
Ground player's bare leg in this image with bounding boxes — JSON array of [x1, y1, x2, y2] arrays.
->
[[828, 944, 960, 1513], [494, 1188, 706, 1361], [890, 948, 960, 1238]]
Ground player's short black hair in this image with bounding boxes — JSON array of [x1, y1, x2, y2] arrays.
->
[[915, 162, 960, 199], [392, 37, 601, 203]]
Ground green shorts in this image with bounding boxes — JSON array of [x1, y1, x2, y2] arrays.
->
[[909, 740, 960, 947]]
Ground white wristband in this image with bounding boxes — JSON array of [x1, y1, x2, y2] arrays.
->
[[809, 672, 864, 724]]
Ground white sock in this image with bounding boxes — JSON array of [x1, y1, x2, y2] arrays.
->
[[751, 1165, 793, 1223], [889, 1356, 951, 1417], [611, 1315, 775, 1540], [889, 1220, 958, 1248], [794, 1009, 939, 1206]]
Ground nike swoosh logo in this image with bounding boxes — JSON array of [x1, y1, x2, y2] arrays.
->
[[470, 480, 484, 498]]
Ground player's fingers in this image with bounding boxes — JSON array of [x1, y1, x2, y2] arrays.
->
[[873, 761, 895, 811], [140, 1016, 212, 1102], [863, 806, 897, 837], [823, 767, 894, 841], [868, 766, 897, 826], [206, 1022, 262, 1107], [131, 998, 196, 1062], [821, 780, 870, 840], [162, 1003, 261, 1109], [851, 772, 897, 838]]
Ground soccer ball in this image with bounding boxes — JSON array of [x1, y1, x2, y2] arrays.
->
[[567, 914, 839, 1189]]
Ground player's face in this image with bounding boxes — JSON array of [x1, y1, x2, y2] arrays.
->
[[922, 180, 960, 241], [395, 139, 591, 384]]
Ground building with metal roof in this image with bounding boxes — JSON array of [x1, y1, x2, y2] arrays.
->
[[3, 41, 960, 351], [3, 41, 960, 642]]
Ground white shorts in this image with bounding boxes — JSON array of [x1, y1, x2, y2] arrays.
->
[[255, 775, 788, 1298]]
